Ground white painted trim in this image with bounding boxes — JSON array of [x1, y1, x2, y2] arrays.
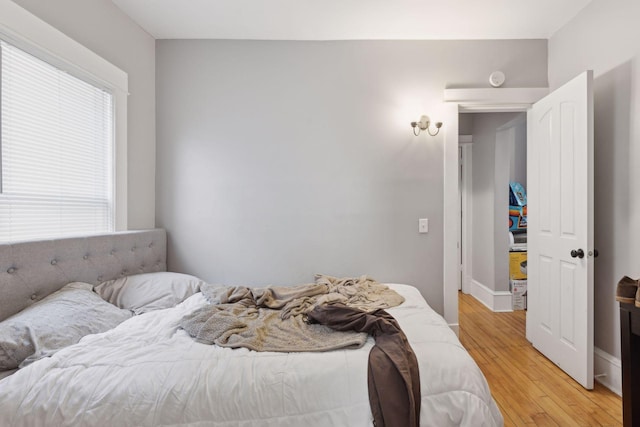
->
[[459, 134, 473, 144], [114, 89, 128, 231], [460, 143, 473, 295], [463, 274, 473, 294], [0, 0, 127, 92], [444, 88, 548, 112], [444, 91, 547, 343], [448, 323, 460, 337], [457, 146, 462, 291], [443, 105, 460, 327], [0, 0, 128, 230], [470, 280, 513, 312], [459, 105, 533, 113], [593, 347, 622, 397]]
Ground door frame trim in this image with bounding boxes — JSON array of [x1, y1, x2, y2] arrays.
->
[[442, 88, 548, 330], [459, 138, 473, 295]]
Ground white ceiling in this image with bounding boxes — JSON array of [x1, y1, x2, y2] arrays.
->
[[111, 0, 592, 40]]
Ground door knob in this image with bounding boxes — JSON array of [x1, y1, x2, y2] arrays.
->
[[570, 249, 585, 259]]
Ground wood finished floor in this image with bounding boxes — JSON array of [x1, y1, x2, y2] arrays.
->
[[458, 291, 623, 427]]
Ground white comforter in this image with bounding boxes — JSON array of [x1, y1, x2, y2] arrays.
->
[[0, 284, 503, 427]]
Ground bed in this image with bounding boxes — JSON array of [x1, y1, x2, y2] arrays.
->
[[0, 229, 503, 427]]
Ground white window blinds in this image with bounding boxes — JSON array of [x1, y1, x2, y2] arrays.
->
[[0, 40, 114, 242]]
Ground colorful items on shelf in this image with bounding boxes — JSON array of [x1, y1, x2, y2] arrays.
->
[[509, 182, 527, 231]]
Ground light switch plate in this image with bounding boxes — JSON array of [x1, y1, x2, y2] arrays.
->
[[419, 218, 429, 233]]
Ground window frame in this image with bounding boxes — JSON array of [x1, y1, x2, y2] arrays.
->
[[0, 0, 128, 233]]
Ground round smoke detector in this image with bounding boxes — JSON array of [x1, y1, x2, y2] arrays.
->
[[489, 71, 506, 88]]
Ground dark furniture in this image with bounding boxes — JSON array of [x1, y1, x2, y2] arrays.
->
[[620, 302, 640, 426]]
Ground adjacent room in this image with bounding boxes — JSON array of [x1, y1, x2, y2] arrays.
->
[[0, 0, 638, 425]]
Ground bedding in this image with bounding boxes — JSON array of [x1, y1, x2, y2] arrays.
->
[[0, 282, 132, 371], [0, 369, 16, 381], [309, 303, 421, 427], [0, 283, 503, 427], [180, 276, 403, 352], [181, 286, 369, 352], [95, 271, 205, 314]]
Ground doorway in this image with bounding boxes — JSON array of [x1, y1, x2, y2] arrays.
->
[[444, 74, 594, 389], [459, 112, 527, 313], [442, 87, 547, 332]]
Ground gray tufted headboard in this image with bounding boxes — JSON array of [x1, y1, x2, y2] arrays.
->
[[0, 229, 166, 322]]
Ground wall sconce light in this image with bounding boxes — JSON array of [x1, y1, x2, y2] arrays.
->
[[411, 115, 443, 136]]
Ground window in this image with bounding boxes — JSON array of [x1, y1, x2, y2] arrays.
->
[[0, 39, 114, 242]]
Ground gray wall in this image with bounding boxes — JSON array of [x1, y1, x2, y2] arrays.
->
[[13, 0, 157, 230], [459, 114, 474, 135], [469, 113, 525, 292], [508, 116, 527, 188], [549, 0, 640, 359], [156, 40, 547, 313]]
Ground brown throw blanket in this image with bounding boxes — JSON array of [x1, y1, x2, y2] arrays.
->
[[180, 275, 404, 353], [308, 304, 421, 427]]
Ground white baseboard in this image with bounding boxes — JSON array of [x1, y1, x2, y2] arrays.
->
[[470, 280, 513, 312], [462, 274, 473, 294], [594, 347, 622, 396]]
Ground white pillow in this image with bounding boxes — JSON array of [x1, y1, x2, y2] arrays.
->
[[0, 282, 132, 370], [95, 272, 205, 315]]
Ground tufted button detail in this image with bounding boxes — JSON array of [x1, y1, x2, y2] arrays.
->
[[148, 243, 153, 248], [7, 267, 15, 274], [30, 294, 37, 301], [97, 276, 103, 282], [110, 250, 115, 255], [83, 254, 89, 260], [50, 259, 57, 265], [121, 270, 127, 275], [131, 246, 136, 252]]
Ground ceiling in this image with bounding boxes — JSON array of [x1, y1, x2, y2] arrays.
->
[[111, 0, 592, 40]]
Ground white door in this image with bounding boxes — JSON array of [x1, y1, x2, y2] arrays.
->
[[526, 71, 594, 389]]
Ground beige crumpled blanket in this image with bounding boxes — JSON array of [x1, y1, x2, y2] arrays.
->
[[180, 274, 405, 353]]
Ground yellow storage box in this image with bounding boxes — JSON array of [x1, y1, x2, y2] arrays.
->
[[509, 251, 527, 280]]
